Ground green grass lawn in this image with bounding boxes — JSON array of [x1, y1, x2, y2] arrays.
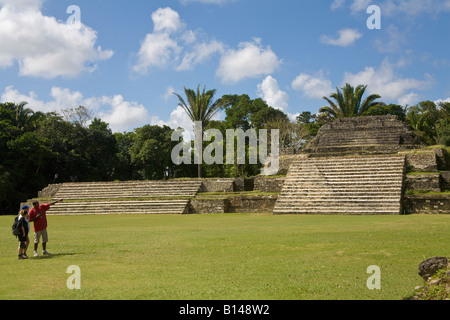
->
[[0, 213, 448, 300]]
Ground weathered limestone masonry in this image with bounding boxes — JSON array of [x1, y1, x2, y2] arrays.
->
[[189, 194, 278, 214], [274, 115, 419, 215], [27, 180, 202, 215], [302, 115, 418, 156], [273, 155, 406, 215], [30, 178, 276, 215], [403, 148, 450, 214]]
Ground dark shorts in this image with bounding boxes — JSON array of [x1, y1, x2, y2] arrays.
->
[[18, 234, 28, 249]]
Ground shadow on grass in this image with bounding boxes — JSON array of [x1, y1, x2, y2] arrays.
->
[[30, 252, 77, 260]]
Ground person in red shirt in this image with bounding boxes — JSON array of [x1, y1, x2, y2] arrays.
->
[[28, 199, 63, 257]]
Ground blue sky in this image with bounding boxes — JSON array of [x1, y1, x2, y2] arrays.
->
[[1, 0, 449, 133]]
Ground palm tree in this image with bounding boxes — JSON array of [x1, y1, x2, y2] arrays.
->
[[319, 84, 383, 119], [14, 101, 44, 131], [173, 85, 228, 178]]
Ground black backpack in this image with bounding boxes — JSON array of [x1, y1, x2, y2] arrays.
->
[[12, 217, 22, 236]]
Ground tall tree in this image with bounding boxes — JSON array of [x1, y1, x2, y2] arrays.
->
[[129, 125, 176, 180], [173, 85, 229, 178], [319, 84, 383, 118]]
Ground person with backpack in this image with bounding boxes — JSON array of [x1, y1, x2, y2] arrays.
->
[[28, 199, 63, 257], [16, 206, 30, 260]]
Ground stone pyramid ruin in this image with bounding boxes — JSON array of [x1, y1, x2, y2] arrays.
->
[[273, 115, 420, 215]]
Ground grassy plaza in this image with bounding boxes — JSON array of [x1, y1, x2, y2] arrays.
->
[[1, 213, 448, 300]]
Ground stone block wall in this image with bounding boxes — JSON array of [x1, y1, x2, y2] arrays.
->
[[189, 198, 228, 214], [189, 195, 278, 214], [441, 172, 450, 190], [253, 176, 285, 193], [200, 179, 235, 192], [228, 195, 278, 213], [404, 195, 450, 214], [199, 178, 254, 193], [37, 183, 62, 198], [405, 174, 441, 192], [405, 153, 439, 172]]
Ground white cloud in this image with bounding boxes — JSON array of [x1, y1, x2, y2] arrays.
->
[[176, 39, 225, 71], [96, 96, 149, 133], [0, 0, 43, 11], [1, 86, 149, 133], [292, 71, 334, 99], [342, 59, 434, 104], [216, 39, 281, 84], [133, 7, 225, 75], [133, 33, 182, 73], [350, 0, 372, 13], [0, 0, 113, 78], [320, 28, 362, 47], [257, 76, 289, 112], [151, 7, 185, 34], [435, 98, 450, 106], [163, 86, 176, 102], [398, 92, 421, 106], [1, 86, 48, 111]]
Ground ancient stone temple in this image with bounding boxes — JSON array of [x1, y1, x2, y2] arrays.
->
[[27, 115, 448, 215], [273, 115, 420, 215]]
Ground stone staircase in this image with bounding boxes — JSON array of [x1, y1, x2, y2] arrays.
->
[[273, 155, 406, 215], [46, 180, 202, 215]]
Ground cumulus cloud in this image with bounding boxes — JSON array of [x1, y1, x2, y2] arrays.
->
[[216, 39, 281, 84], [1, 86, 149, 133], [398, 92, 421, 106], [291, 71, 334, 99], [133, 7, 225, 74], [151, 7, 185, 34], [320, 28, 362, 47], [257, 76, 289, 112], [95, 96, 149, 133], [0, 0, 113, 78], [134, 33, 182, 72], [134, 8, 280, 83], [342, 59, 434, 104], [176, 39, 225, 71]]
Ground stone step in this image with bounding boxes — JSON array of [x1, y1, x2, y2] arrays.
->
[[55, 181, 201, 190], [53, 181, 202, 201], [274, 200, 400, 206], [54, 192, 196, 198], [274, 155, 405, 215], [47, 200, 190, 215], [273, 208, 400, 215], [43, 180, 203, 215], [284, 175, 403, 180], [279, 194, 402, 199], [291, 157, 404, 163], [281, 180, 403, 186], [288, 166, 403, 172], [279, 192, 402, 197]]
